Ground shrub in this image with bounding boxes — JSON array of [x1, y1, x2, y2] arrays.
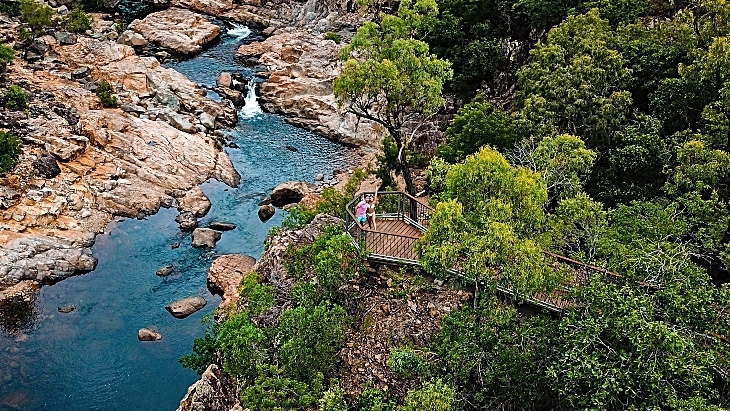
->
[[95, 80, 117, 108], [0, 44, 14, 72], [387, 347, 428, 380], [324, 32, 342, 44], [240, 365, 323, 411], [62, 5, 92, 33], [4, 85, 28, 110], [239, 272, 274, 315], [178, 329, 217, 375], [354, 388, 397, 411], [277, 303, 349, 381], [18, 0, 53, 41], [402, 380, 455, 411], [0, 131, 22, 174], [113, 18, 127, 36], [216, 312, 269, 380]]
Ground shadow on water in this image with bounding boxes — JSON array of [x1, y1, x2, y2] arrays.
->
[[0, 23, 357, 411]]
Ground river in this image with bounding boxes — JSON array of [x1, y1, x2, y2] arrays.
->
[[0, 24, 355, 411]]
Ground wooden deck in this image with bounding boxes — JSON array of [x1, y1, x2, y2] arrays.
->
[[358, 218, 423, 261]]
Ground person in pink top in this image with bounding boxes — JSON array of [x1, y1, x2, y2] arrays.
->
[[355, 196, 369, 225]]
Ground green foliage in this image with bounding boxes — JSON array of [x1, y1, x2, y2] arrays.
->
[[239, 272, 274, 315], [424, 156, 451, 198], [437, 94, 517, 163], [355, 388, 397, 411], [571, 0, 655, 27], [179, 329, 217, 375], [3, 85, 28, 111], [216, 312, 269, 380], [95, 80, 118, 108], [323, 32, 342, 43], [0, 131, 22, 174], [417, 147, 562, 298], [0, 1, 20, 16], [61, 5, 92, 33], [516, 9, 632, 147], [240, 365, 323, 411], [113, 18, 127, 35], [319, 381, 347, 411], [387, 347, 428, 379], [0, 44, 14, 72], [18, 0, 53, 41], [277, 303, 349, 381], [333, 0, 452, 194], [401, 380, 455, 411]]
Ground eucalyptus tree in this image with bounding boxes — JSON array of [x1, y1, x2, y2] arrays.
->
[[333, 0, 452, 195]]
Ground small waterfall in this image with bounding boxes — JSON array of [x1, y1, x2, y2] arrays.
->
[[240, 78, 262, 119], [227, 24, 251, 39]]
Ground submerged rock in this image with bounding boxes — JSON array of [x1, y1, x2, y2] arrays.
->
[[155, 265, 174, 277], [58, 305, 76, 313], [208, 221, 235, 231], [175, 211, 198, 231], [166, 296, 207, 318], [191, 228, 221, 248], [138, 328, 162, 341]]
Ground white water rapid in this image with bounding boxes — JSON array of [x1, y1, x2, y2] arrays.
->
[[240, 78, 263, 119], [227, 24, 251, 39]]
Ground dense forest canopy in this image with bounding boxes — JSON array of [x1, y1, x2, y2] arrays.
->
[[184, 0, 730, 409]]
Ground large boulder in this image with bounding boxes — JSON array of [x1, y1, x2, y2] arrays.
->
[[270, 181, 311, 207], [191, 228, 221, 248], [178, 187, 211, 218], [207, 254, 255, 308], [117, 30, 148, 47], [208, 221, 235, 231], [216, 72, 232, 88], [175, 211, 198, 231], [128, 8, 221, 55], [165, 296, 207, 318], [33, 155, 61, 178], [258, 205, 275, 222]]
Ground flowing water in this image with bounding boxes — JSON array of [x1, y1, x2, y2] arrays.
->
[[0, 25, 355, 411]]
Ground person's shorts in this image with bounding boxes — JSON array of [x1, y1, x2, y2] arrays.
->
[[357, 216, 367, 224]]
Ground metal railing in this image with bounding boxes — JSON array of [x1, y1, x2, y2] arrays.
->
[[345, 191, 432, 264]]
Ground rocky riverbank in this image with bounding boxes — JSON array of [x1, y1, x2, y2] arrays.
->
[[0, 11, 240, 302]]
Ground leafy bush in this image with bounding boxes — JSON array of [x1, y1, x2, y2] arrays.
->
[[240, 365, 323, 411], [319, 381, 347, 411], [113, 18, 127, 35], [216, 312, 269, 380], [354, 388, 397, 411], [95, 80, 118, 108], [324, 32, 342, 44], [0, 131, 22, 174], [387, 347, 428, 380], [239, 272, 274, 315], [18, 0, 53, 41], [3, 85, 28, 110], [178, 329, 217, 375], [0, 44, 14, 72], [61, 5, 92, 33], [277, 303, 349, 381], [402, 380, 455, 411]]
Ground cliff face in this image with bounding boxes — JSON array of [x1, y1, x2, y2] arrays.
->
[[0, 13, 239, 301]]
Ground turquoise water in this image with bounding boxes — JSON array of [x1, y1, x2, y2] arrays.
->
[[0, 26, 354, 411]]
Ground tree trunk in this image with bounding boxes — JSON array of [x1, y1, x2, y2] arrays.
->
[[390, 128, 416, 196]]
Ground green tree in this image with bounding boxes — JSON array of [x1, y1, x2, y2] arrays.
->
[[333, 0, 453, 195], [436, 94, 516, 163], [416, 147, 563, 302], [216, 312, 269, 380], [516, 9, 632, 148], [0, 131, 22, 174], [95, 80, 118, 108]]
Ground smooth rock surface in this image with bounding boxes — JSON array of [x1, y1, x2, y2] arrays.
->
[[129, 8, 221, 55], [207, 254, 255, 308], [138, 328, 163, 341], [165, 296, 207, 318], [178, 187, 211, 218], [191, 228, 221, 248]]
